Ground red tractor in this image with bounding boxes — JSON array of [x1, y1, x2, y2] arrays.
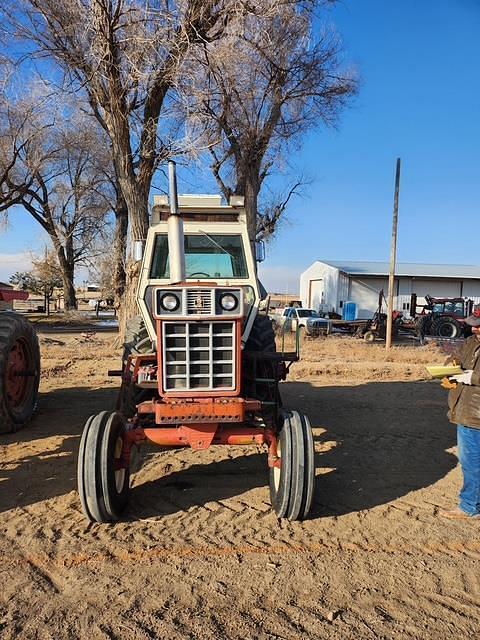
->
[[411, 294, 474, 339], [0, 288, 40, 433], [77, 163, 315, 523]]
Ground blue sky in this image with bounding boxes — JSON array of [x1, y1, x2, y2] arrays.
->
[[1, 0, 480, 292]]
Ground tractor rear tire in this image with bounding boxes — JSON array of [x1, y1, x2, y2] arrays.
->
[[269, 411, 315, 521], [122, 315, 154, 364], [77, 411, 130, 522], [431, 316, 461, 339], [117, 316, 155, 417], [243, 313, 280, 410], [245, 313, 276, 352], [0, 312, 40, 434]]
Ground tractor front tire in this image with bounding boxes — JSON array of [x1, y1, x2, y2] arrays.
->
[[77, 411, 130, 523], [0, 312, 40, 434], [269, 411, 315, 521]]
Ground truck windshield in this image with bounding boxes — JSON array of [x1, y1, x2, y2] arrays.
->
[[297, 310, 319, 318], [150, 233, 248, 279]]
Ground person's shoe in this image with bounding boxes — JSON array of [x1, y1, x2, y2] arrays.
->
[[439, 508, 480, 520]]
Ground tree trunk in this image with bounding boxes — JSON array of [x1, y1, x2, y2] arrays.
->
[[112, 198, 128, 344], [243, 169, 261, 273], [55, 246, 77, 310], [116, 182, 150, 342], [112, 194, 128, 310]]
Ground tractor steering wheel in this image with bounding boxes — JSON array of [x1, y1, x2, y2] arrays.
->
[[188, 271, 210, 278]]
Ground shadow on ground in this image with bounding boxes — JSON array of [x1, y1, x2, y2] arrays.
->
[[128, 451, 267, 519], [0, 387, 117, 512], [0, 379, 457, 519], [282, 380, 457, 518]]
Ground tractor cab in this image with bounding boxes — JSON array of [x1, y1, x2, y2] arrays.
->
[[137, 193, 261, 355]]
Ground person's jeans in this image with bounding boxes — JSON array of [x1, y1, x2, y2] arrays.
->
[[457, 424, 480, 515]]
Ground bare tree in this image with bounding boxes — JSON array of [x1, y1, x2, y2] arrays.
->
[[186, 2, 357, 243], [87, 141, 128, 312], [0, 90, 113, 309], [255, 181, 304, 242], [10, 249, 63, 315], [5, 0, 247, 327]]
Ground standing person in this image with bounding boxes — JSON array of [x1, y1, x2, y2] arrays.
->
[[441, 305, 480, 520]]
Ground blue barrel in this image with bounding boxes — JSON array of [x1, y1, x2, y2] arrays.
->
[[343, 301, 357, 321]]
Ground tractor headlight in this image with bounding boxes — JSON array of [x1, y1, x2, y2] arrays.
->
[[161, 293, 180, 312], [220, 293, 238, 311]]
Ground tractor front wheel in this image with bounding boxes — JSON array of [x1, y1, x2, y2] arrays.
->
[[269, 411, 315, 520], [77, 411, 130, 522]]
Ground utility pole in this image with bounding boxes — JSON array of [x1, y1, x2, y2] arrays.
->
[[386, 158, 401, 350]]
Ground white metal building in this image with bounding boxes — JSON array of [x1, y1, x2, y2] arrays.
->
[[300, 261, 480, 319]]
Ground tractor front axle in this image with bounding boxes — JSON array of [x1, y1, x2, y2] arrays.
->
[[120, 422, 280, 468]]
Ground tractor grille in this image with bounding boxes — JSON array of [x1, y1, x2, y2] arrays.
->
[[163, 321, 236, 391], [186, 289, 212, 315]]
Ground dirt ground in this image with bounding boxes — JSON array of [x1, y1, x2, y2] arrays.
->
[[1, 332, 479, 640]]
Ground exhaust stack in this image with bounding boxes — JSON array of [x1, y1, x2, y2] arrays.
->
[[167, 160, 186, 283]]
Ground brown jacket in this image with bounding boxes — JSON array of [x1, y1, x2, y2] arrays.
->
[[448, 335, 480, 428]]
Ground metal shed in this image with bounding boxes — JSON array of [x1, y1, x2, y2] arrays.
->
[[300, 260, 480, 319]]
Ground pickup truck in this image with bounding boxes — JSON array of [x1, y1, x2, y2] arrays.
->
[[271, 307, 330, 336]]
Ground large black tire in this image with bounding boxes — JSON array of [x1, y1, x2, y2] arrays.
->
[[415, 315, 432, 339], [243, 313, 279, 413], [392, 317, 403, 337], [244, 313, 276, 353], [77, 411, 130, 522], [122, 316, 154, 365], [431, 316, 461, 339], [0, 312, 40, 434], [269, 411, 315, 520], [117, 316, 155, 417]]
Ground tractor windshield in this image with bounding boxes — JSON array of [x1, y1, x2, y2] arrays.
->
[[150, 233, 248, 279]]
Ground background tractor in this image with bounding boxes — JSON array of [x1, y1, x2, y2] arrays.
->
[[78, 162, 315, 523], [0, 288, 40, 433], [410, 294, 473, 339]]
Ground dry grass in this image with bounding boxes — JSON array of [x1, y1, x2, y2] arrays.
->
[[278, 334, 454, 384], [39, 333, 121, 391], [36, 331, 457, 392]]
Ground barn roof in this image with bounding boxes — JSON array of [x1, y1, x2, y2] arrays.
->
[[318, 261, 480, 279]]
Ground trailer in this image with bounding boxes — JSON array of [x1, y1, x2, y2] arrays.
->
[[307, 290, 403, 342]]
